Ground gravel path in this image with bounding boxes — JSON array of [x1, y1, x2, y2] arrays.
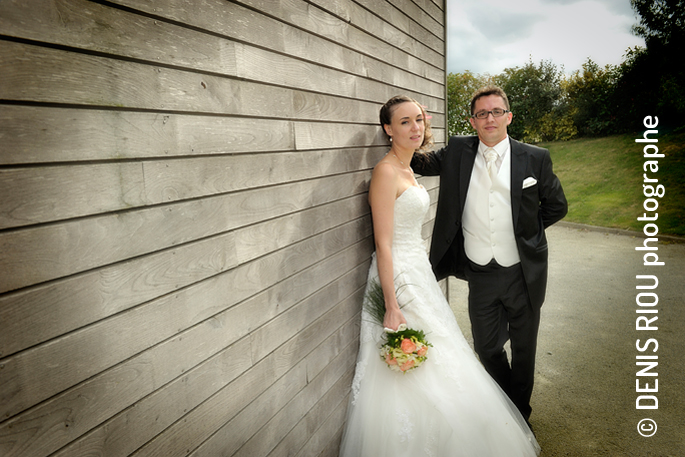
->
[[448, 222, 685, 456]]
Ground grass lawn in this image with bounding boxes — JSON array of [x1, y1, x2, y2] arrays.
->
[[539, 131, 685, 237]]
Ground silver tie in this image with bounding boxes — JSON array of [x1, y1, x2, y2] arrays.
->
[[484, 148, 498, 179]]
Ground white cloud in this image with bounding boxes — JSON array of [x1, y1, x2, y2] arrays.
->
[[446, 0, 644, 75]]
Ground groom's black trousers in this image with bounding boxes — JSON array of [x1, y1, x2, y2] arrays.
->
[[464, 259, 540, 421]]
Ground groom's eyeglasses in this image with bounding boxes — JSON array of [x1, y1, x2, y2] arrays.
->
[[472, 109, 510, 119]]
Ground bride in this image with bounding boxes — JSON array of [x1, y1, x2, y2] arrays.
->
[[338, 96, 540, 456]]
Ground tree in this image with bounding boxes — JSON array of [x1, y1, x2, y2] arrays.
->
[[611, 46, 658, 130], [631, 0, 685, 48], [564, 58, 621, 136], [627, 0, 685, 127], [445, 71, 488, 136], [494, 59, 562, 142], [443, 1, 685, 139]]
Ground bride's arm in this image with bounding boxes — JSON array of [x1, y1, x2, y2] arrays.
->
[[368, 162, 407, 331]]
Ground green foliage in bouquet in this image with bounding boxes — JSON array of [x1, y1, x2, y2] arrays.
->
[[362, 278, 389, 326], [363, 277, 417, 325], [383, 327, 430, 348], [363, 278, 432, 373]]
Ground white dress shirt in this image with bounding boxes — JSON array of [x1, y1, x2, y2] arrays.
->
[[462, 137, 521, 267]]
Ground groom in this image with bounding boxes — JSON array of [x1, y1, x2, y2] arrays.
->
[[412, 85, 567, 423]]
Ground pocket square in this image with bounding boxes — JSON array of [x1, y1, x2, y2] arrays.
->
[[522, 177, 537, 189]]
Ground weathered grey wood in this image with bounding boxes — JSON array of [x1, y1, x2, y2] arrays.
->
[[111, 0, 444, 82], [1, 41, 404, 123], [0, 0, 239, 76], [413, 0, 446, 25], [295, 390, 350, 457], [0, 163, 146, 229], [252, 285, 362, 457], [0, 243, 370, 456], [433, 128, 447, 144], [267, 370, 355, 457], [47, 338, 254, 457], [425, 111, 447, 128], [0, 176, 432, 422], [0, 0, 446, 455], [0, 311, 254, 457], [189, 360, 311, 457], [249, 266, 364, 363], [0, 218, 372, 421], [50, 281, 362, 457], [142, 148, 380, 204], [237, 295, 362, 456], [294, 123, 444, 153], [278, 0, 443, 74], [233, 352, 357, 457], [399, 0, 445, 51], [304, 310, 360, 383], [233, 194, 371, 264], [0, 171, 370, 292], [0, 41, 268, 114], [0, 230, 239, 357], [130, 351, 306, 457], [0, 191, 370, 357], [188, 332, 359, 457], [0, 108, 444, 169], [0, 176, 436, 450], [297, 0, 444, 67], [268, 322, 359, 457], [108, 0, 289, 62], [131, 290, 362, 457], [342, 0, 444, 58], [0, 146, 382, 228], [0, 107, 441, 167], [235, 42, 445, 100], [294, 123, 382, 151], [292, 89, 442, 123], [0, 106, 295, 164]]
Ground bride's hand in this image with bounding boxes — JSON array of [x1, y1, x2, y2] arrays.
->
[[383, 307, 407, 332]]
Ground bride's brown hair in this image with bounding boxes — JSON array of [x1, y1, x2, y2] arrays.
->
[[379, 95, 434, 153]]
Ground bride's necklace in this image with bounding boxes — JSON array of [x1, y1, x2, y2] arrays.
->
[[392, 153, 412, 170], [391, 152, 420, 187]]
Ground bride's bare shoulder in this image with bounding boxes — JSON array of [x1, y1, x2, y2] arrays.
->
[[371, 160, 399, 186]]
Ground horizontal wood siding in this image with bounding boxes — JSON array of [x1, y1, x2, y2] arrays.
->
[[0, 0, 445, 455]]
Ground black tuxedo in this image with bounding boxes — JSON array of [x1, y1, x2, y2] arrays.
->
[[412, 135, 567, 420], [412, 135, 567, 308]]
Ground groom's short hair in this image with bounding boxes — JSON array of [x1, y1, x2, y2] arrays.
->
[[470, 86, 510, 115]]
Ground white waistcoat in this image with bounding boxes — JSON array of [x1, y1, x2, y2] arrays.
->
[[462, 149, 521, 267]]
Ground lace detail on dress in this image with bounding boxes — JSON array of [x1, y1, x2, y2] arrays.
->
[[350, 357, 367, 406], [396, 406, 414, 443], [423, 413, 439, 457], [430, 345, 465, 390], [359, 307, 384, 344]]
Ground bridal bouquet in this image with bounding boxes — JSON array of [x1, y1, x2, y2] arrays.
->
[[364, 279, 431, 373]]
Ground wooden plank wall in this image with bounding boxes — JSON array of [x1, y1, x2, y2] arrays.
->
[[0, 0, 446, 455]]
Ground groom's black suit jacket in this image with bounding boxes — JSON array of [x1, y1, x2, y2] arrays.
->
[[412, 135, 568, 309]]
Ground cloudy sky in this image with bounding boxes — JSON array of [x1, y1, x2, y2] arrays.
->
[[446, 0, 646, 75]]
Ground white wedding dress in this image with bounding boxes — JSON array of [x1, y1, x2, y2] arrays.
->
[[339, 185, 540, 457]]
